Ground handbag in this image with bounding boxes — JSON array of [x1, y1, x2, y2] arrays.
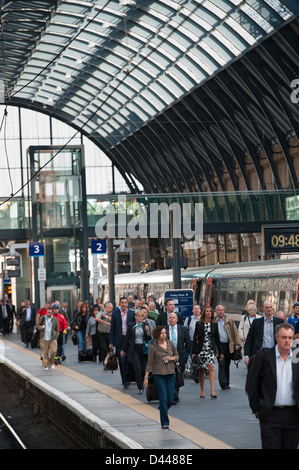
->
[[104, 349, 118, 372], [71, 333, 78, 345], [232, 346, 243, 368], [175, 365, 184, 388]]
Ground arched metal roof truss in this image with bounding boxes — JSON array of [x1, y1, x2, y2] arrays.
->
[[0, 0, 298, 193]]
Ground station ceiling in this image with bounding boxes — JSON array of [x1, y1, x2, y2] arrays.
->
[[1, 0, 299, 193]]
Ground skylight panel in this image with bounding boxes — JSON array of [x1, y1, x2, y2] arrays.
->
[[241, 4, 274, 34], [263, 0, 293, 20], [225, 17, 257, 45]]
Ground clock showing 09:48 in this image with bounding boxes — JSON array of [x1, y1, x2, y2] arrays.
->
[[270, 233, 299, 250]]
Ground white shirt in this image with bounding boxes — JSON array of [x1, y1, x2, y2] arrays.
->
[[216, 317, 229, 343], [121, 310, 128, 335], [2, 305, 8, 318], [25, 306, 32, 322], [274, 345, 296, 407], [44, 316, 53, 341], [184, 315, 199, 341]]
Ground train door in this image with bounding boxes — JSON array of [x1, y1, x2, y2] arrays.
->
[[206, 278, 213, 305], [193, 279, 200, 304]]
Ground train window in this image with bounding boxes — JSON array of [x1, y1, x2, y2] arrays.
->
[[228, 291, 234, 306], [292, 291, 297, 304], [257, 291, 267, 310], [236, 291, 246, 310], [220, 291, 227, 302], [278, 291, 286, 311], [211, 288, 219, 309], [246, 291, 256, 304]]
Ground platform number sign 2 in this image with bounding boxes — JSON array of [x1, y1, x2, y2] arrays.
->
[[91, 239, 107, 255], [29, 242, 44, 257]]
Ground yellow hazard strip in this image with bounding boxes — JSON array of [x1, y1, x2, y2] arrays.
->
[[2, 339, 233, 449]]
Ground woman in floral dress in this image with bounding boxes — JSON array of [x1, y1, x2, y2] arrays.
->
[[192, 305, 223, 399]]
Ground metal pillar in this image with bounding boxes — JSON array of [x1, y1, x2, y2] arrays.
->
[[29, 150, 40, 309], [80, 146, 90, 302], [171, 211, 181, 289], [107, 237, 115, 306]]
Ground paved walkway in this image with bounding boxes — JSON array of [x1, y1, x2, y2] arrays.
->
[[0, 333, 261, 449]]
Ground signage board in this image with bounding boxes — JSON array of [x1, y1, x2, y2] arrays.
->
[[29, 242, 44, 257], [38, 268, 46, 282], [91, 239, 107, 254], [6, 270, 20, 278], [164, 289, 194, 320]]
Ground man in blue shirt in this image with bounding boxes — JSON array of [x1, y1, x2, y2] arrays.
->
[[287, 301, 299, 329]]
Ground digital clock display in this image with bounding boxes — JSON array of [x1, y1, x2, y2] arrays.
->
[[270, 233, 299, 249], [264, 225, 299, 253]]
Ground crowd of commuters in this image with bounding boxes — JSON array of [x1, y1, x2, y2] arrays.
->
[[1, 292, 299, 447]]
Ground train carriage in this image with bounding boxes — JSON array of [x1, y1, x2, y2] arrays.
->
[[98, 258, 299, 320]]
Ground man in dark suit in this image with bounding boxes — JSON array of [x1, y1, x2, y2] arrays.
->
[[20, 300, 36, 347], [246, 322, 299, 449], [156, 298, 183, 326], [167, 312, 191, 404], [109, 297, 135, 388], [0, 298, 13, 336], [244, 300, 283, 365]]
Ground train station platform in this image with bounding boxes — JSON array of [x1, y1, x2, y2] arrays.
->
[[0, 333, 261, 451]]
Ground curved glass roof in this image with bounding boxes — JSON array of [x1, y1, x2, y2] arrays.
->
[[0, 0, 298, 195], [1, 0, 297, 153]]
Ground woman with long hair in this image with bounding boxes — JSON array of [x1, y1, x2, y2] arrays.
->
[[143, 325, 179, 429], [192, 305, 223, 399], [71, 303, 89, 360]]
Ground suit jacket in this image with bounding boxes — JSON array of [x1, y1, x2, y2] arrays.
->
[[166, 324, 191, 368], [246, 346, 299, 419], [244, 316, 284, 357], [109, 308, 135, 348], [192, 321, 223, 357], [121, 321, 152, 353], [156, 311, 183, 326], [20, 305, 36, 326], [1, 303, 13, 321]]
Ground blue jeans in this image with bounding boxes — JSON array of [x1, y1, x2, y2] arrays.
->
[[76, 329, 87, 351], [153, 374, 176, 428]]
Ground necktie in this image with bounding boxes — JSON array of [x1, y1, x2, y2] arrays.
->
[[171, 326, 177, 348]]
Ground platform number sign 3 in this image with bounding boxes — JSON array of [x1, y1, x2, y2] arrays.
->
[[29, 242, 44, 257]]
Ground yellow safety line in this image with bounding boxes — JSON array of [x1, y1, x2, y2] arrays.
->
[[2, 339, 233, 449]]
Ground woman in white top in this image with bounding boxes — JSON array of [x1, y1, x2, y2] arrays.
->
[[238, 304, 262, 346]]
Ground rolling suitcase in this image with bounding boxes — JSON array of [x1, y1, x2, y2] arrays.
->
[[78, 349, 94, 362], [146, 374, 159, 403]]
